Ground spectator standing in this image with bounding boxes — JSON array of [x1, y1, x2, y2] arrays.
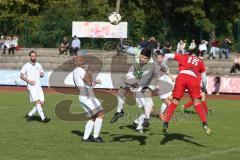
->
[[220, 38, 232, 59], [176, 39, 186, 54], [163, 41, 172, 54], [146, 36, 157, 54], [59, 36, 69, 55], [139, 37, 147, 49], [2, 36, 11, 54], [213, 75, 221, 95], [208, 38, 219, 59], [8, 36, 18, 55], [153, 42, 162, 54], [70, 35, 81, 56], [199, 40, 208, 59], [230, 53, 240, 73]]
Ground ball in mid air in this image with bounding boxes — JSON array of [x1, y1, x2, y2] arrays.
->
[[108, 12, 121, 25]]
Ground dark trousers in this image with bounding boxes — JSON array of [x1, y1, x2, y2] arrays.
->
[[69, 47, 79, 56], [230, 63, 240, 73], [8, 46, 15, 54]]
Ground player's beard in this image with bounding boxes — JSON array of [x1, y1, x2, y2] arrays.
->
[[31, 58, 36, 63]]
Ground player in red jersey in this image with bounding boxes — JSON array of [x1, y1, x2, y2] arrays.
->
[[162, 51, 212, 135]]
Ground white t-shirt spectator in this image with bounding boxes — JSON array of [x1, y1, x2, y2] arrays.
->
[[199, 41, 208, 51], [10, 37, 18, 47], [71, 38, 81, 48]]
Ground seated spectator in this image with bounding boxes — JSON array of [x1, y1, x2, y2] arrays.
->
[[0, 36, 5, 49], [176, 39, 186, 54], [189, 39, 196, 51], [220, 38, 232, 59], [69, 35, 81, 56], [139, 36, 147, 49], [163, 41, 172, 54], [208, 38, 219, 59], [8, 36, 18, 55], [2, 36, 11, 54], [230, 53, 240, 73], [198, 40, 208, 59], [59, 36, 69, 55]]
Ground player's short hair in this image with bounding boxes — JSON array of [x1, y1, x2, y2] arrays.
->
[[155, 50, 165, 57], [140, 48, 152, 58], [29, 50, 37, 56]]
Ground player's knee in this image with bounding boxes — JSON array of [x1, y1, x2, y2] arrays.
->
[[35, 99, 41, 104], [97, 110, 104, 119]]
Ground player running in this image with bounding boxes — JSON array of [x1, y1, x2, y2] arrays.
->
[[73, 56, 104, 143], [20, 50, 50, 123], [162, 51, 212, 135]]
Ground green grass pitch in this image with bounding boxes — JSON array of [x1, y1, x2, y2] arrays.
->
[[0, 90, 240, 160]]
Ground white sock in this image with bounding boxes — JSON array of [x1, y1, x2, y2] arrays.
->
[[160, 103, 168, 114], [28, 106, 37, 116], [134, 114, 147, 125], [117, 96, 125, 113], [93, 118, 103, 138], [83, 120, 94, 140], [144, 105, 152, 119], [36, 104, 45, 120]]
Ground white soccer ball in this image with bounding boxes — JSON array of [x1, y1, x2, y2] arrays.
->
[[108, 12, 121, 25]]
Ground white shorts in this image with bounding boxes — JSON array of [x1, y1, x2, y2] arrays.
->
[[158, 74, 173, 99], [28, 87, 44, 103], [79, 96, 103, 118]]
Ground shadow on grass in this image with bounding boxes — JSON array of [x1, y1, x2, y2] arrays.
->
[[24, 115, 42, 122], [161, 133, 206, 147], [71, 130, 84, 137], [183, 110, 197, 114], [119, 124, 150, 132], [110, 134, 147, 145]]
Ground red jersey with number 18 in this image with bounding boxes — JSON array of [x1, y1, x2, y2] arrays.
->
[[174, 53, 205, 77]]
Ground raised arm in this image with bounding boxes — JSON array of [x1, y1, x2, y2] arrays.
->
[[162, 53, 175, 65]]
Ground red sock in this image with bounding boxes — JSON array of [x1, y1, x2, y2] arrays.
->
[[194, 103, 207, 123], [184, 100, 193, 109], [164, 103, 178, 122], [201, 101, 208, 114]]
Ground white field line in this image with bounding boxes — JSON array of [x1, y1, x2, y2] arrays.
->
[[177, 147, 240, 160]]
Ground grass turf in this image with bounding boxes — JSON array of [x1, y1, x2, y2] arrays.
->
[[0, 90, 240, 160]]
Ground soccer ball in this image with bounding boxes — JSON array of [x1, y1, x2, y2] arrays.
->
[[108, 12, 121, 25]]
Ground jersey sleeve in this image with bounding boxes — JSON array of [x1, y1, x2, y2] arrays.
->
[[20, 64, 27, 75], [173, 53, 182, 61], [199, 61, 206, 73], [78, 67, 86, 79], [39, 64, 44, 73]]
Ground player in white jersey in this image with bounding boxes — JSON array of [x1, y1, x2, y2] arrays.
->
[[154, 50, 174, 121], [73, 56, 104, 143], [110, 47, 160, 133], [20, 51, 50, 123]]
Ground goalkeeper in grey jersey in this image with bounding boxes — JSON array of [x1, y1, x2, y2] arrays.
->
[[110, 46, 160, 133]]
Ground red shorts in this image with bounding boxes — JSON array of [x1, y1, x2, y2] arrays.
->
[[173, 73, 201, 99]]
